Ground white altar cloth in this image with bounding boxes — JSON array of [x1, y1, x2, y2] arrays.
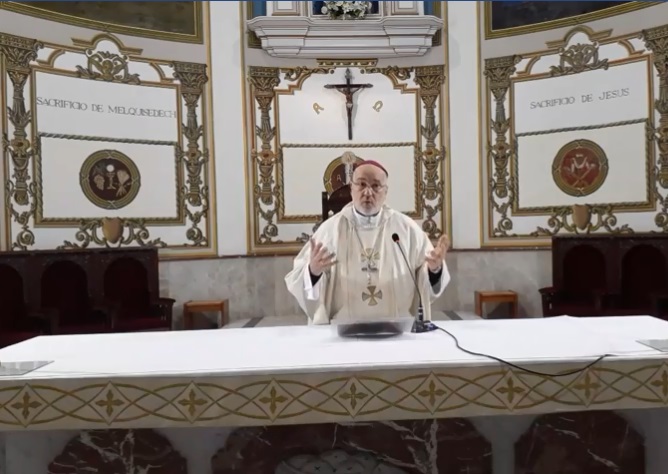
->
[[0, 315, 667, 431]]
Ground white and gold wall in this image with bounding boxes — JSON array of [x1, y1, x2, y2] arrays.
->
[[0, 2, 216, 259], [477, 2, 668, 247], [4, 2, 668, 320]]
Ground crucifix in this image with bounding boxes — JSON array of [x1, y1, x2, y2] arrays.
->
[[324, 68, 373, 140]]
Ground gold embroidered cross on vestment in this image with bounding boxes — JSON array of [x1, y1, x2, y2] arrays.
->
[[362, 285, 383, 306]]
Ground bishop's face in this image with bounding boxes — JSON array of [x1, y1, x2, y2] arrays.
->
[[351, 165, 388, 215]]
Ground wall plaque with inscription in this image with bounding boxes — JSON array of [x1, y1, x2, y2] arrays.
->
[[552, 139, 608, 197], [80, 150, 141, 210]]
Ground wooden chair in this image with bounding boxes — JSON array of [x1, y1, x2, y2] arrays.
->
[[321, 186, 353, 222]]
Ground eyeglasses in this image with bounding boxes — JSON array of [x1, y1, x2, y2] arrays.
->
[[352, 181, 386, 193]]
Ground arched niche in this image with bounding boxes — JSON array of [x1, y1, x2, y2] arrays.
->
[[211, 418, 492, 473], [515, 411, 644, 474], [48, 429, 187, 474]]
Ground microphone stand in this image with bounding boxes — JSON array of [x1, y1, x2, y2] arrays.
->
[[392, 234, 437, 333]]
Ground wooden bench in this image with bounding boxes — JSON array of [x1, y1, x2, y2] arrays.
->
[[183, 300, 229, 330], [474, 291, 518, 318]]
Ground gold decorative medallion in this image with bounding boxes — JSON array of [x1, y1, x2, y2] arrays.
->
[[80, 150, 141, 210], [552, 139, 609, 197]]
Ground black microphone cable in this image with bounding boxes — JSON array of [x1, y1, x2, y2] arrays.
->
[[391, 232, 609, 377], [431, 322, 610, 377]]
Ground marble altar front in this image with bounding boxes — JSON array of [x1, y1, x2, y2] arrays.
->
[[0, 315, 667, 473]]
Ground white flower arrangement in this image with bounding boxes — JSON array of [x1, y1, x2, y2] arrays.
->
[[321, 1, 371, 20]]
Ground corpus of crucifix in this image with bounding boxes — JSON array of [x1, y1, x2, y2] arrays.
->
[[325, 68, 373, 140]]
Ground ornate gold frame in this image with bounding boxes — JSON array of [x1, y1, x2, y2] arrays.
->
[[482, 25, 664, 246], [246, 64, 449, 253], [509, 55, 655, 216], [0, 1, 204, 44], [29, 63, 185, 227], [1, 32, 214, 254], [484, 1, 660, 40]]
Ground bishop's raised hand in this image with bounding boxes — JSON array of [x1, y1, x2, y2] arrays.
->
[[426, 234, 449, 272], [308, 239, 337, 276]]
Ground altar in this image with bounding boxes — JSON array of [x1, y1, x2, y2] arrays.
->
[[1, 316, 668, 473]]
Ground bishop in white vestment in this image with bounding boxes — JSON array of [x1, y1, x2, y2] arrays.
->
[[285, 160, 450, 325]]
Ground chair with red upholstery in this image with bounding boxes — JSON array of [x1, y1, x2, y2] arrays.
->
[[40, 260, 111, 334], [103, 257, 174, 332]]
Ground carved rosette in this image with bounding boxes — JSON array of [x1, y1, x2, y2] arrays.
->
[[484, 55, 520, 237], [415, 65, 447, 239], [248, 66, 281, 243], [1, 33, 42, 249], [173, 61, 210, 246], [643, 25, 668, 232]]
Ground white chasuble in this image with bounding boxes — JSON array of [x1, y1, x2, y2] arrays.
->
[[285, 203, 450, 325]]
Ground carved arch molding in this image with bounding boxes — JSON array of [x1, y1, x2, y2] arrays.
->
[[483, 23, 668, 246], [0, 32, 214, 258], [42, 412, 644, 473], [247, 64, 448, 253]]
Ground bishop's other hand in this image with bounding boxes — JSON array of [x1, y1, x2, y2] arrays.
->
[[308, 239, 337, 276], [426, 234, 449, 272]]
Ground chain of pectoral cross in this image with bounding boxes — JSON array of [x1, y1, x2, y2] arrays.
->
[[324, 68, 373, 140]]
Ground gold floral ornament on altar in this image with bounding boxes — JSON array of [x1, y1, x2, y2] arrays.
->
[[321, 1, 371, 19], [80, 150, 141, 210], [323, 151, 363, 194], [552, 139, 609, 197]]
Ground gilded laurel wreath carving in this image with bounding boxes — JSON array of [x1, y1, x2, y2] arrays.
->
[[247, 64, 448, 249]]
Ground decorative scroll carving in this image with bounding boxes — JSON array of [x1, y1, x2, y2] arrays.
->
[[415, 65, 447, 239], [484, 55, 520, 238], [76, 48, 140, 84], [249, 66, 281, 244], [0, 33, 43, 249], [48, 429, 187, 474], [550, 42, 609, 77], [172, 61, 210, 246], [530, 205, 632, 237], [58, 218, 167, 249]]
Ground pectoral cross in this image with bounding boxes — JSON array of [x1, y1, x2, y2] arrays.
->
[[324, 68, 373, 140]]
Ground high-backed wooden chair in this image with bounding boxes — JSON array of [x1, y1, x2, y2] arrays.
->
[[103, 256, 174, 332], [0, 264, 49, 347], [321, 186, 352, 222], [41, 260, 111, 334]]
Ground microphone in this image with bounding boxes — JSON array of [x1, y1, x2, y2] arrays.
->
[[391, 233, 436, 333]]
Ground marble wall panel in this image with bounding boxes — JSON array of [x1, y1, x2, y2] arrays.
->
[[159, 250, 552, 326]]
